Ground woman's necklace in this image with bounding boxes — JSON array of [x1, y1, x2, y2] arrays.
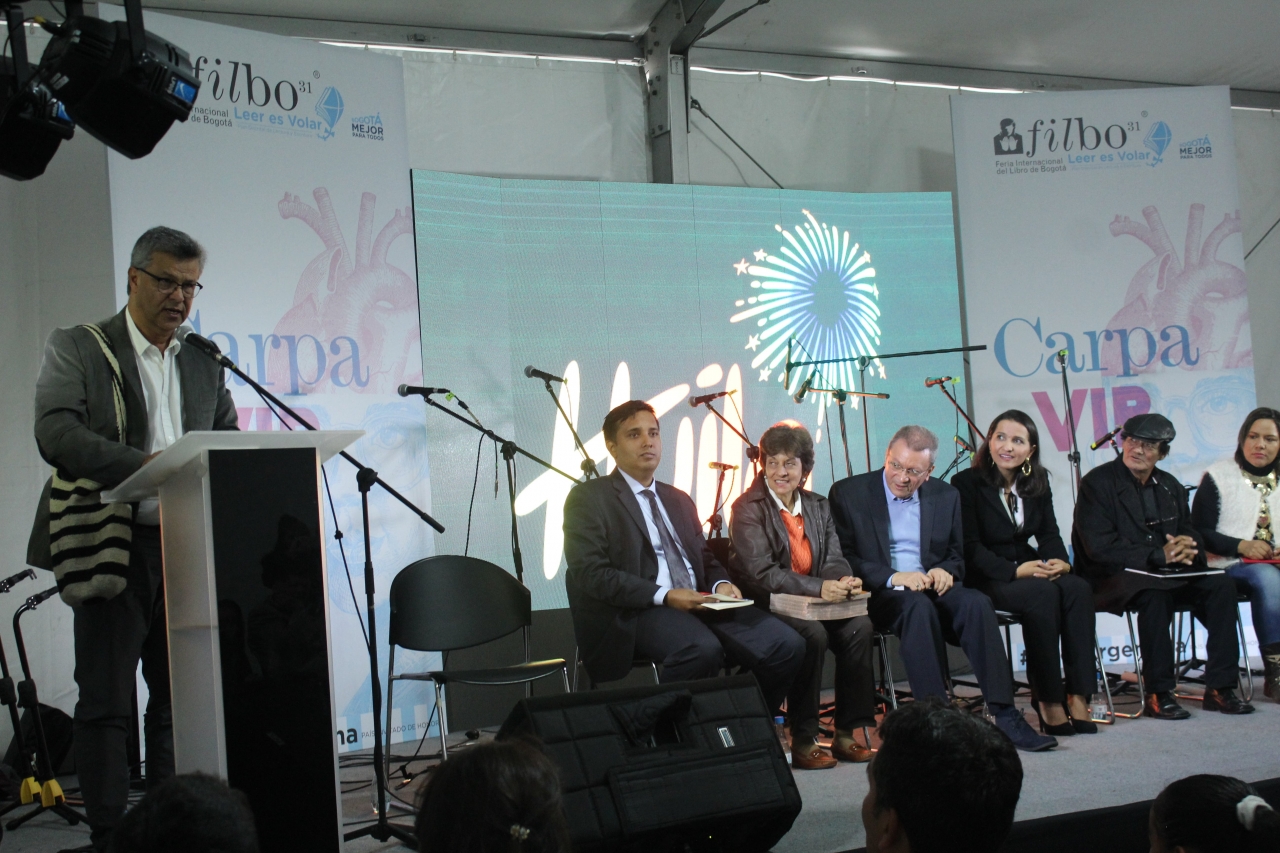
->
[[1242, 468, 1277, 544]]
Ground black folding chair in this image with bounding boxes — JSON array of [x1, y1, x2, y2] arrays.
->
[[384, 556, 569, 763]]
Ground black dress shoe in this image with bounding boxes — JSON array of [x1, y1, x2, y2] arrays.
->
[[1143, 691, 1190, 720], [1202, 687, 1255, 715], [1069, 716, 1099, 734]]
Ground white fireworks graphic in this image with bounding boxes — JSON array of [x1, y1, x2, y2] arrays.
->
[[730, 210, 883, 398]]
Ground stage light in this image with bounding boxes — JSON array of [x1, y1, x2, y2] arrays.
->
[[0, 8, 74, 180], [35, 0, 198, 159]]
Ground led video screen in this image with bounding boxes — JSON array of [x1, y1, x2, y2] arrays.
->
[[414, 171, 965, 610]]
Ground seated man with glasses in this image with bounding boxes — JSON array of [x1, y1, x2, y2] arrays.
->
[[1073, 413, 1253, 719], [829, 426, 1056, 752]]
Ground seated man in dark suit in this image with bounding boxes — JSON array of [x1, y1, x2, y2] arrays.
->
[[1073, 413, 1252, 719], [564, 400, 804, 713], [829, 425, 1055, 752]]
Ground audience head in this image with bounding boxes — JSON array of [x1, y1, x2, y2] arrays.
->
[[1235, 407, 1280, 474], [759, 420, 814, 502], [863, 699, 1022, 853], [416, 738, 571, 853], [107, 773, 258, 853], [1120, 413, 1175, 478], [884, 425, 938, 500], [1150, 774, 1279, 853], [603, 400, 660, 482], [973, 409, 1048, 497]]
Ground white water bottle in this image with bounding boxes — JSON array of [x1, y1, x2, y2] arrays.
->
[[773, 716, 791, 765]]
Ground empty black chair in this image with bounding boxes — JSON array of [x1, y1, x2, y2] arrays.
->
[[385, 555, 569, 762]]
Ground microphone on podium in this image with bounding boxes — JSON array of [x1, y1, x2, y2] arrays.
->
[[183, 331, 233, 367]]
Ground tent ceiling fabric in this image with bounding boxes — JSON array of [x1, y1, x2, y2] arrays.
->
[[147, 0, 1280, 92]]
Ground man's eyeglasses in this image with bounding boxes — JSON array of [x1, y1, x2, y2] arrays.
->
[[888, 460, 931, 478], [136, 267, 204, 298]]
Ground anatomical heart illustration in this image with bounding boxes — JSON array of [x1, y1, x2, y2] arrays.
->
[[267, 188, 423, 395], [1102, 204, 1250, 374]]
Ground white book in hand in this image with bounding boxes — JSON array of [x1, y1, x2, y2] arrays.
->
[[701, 593, 756, 610], [770, 592, 870, 620]]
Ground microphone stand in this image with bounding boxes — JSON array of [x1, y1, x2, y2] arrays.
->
[[418, 394, 579, 585], [1056, 350, 1084, 501], [696, 399, 761, 476], [539, 380, 599, 480], [706, 466, 734, 539], [186, 339, 438, 847], [803, 387, 888, 477], [788, 344, 988, 471]]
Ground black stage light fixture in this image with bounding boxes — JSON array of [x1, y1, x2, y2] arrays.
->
[[0, 6, 75, 180], [36, 0, 198, 159]]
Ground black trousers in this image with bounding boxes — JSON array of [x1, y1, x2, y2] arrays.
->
[[632, 604, 805, 715], [72, 525, 174, 850], [1130, 573, 1240, 693], [772, 612, 876, 741], [867, 585, 1014, 706], [980, 573, 1097, 702]]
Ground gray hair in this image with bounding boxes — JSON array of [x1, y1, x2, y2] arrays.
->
[[130, 226, 206, 270], [889, 425, 939, 460]]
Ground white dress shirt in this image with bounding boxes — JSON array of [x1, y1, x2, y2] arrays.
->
[[126, 311, 188, 525], [767, 487, 803, 517], [1001, 482, 1025, 529], [617, 469, 730, 604]]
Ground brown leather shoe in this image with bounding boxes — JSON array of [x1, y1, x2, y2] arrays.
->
[[1202, 687, 1255, 715], [791, 740, 837, 770], [829, 737, 873, 763]]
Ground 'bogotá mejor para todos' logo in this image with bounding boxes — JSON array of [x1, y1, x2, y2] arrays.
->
[[729, 210, 883, 400]]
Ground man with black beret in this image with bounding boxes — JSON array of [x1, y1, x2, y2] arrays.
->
[[1073, 414, 1252, 719]]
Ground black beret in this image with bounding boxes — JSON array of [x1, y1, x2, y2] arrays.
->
[[1122, 413, 1175, 442]]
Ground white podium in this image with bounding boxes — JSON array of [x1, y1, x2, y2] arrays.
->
[[104, 429, 362, 852]]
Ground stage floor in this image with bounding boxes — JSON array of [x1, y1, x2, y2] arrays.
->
[[7, 676, 1279, 852]]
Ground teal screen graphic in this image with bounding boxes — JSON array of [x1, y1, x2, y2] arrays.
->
[[413, 170, 965, 610]]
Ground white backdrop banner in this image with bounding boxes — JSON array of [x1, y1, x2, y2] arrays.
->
[[951, 86, 1258, 664], [105, 12, 435, 751]]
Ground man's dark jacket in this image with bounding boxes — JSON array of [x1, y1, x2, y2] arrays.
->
[[563, 470, 729, 685], [827, 469, 965, 590], [727, 473, 852, 605], [1072, 457, 1204, 613], [28, 308, 238, 567]]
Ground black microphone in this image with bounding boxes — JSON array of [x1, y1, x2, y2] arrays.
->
[[397, 384, 451, 398], [792, 377, 812, 404], [783, 338, 792, 388], [954, 435, 975, 454], [689, 390, 735, 407], [708, 461, 739, 471], [183, 331, 233, 367], [0, 568, 34, 593], [524, 365, 566, 383], [924, 376, 957, 388], [1090, 425, 1123, 451]]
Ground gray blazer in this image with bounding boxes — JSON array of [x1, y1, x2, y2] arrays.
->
[[28, 308, 239, 567]]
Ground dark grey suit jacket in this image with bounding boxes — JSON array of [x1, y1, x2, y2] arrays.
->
[[28, 308, 238, 567], [563, 470, 730, 684], [827, 469, 966, 590]]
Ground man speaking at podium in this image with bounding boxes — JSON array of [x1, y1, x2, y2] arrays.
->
[[28, 227, 238, 853]]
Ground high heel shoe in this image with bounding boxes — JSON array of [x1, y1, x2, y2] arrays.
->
[[1066, 696, 1099, 733], [1030, 699, 1076, 736]]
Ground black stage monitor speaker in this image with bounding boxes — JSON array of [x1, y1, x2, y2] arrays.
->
[[498, 674, 801, 853]]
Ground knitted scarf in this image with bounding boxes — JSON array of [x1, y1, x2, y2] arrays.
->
[[48, 324, 133, 606]]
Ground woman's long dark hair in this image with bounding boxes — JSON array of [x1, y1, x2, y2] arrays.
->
[[1235, 407, 1280, 474], [1152, 774, 1280, 853], [972, 409, 1050, 498]]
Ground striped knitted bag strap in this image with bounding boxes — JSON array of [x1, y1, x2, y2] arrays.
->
[[48, 324, 133, 606]]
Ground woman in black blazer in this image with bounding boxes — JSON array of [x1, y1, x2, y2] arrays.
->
[[952, 409, 1098, 735]]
